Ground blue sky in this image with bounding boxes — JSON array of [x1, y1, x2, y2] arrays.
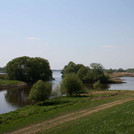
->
[[0, 0, 134, 69]]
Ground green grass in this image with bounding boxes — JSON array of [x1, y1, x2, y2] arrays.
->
[[0, 74, 25, 86], [0, 90, 134, 133], [41, 100, 134, 134], [0, 79, 24, 86]]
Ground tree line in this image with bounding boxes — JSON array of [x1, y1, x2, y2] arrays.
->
[[105, 68, 134, 73], [61, 61, 110, 83], [3, 56, 134, 102]]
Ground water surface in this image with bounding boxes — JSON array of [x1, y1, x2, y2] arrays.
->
[[0, 70, 62, 114], [0, 72, 134, 114], [109, 77, 134, 90]]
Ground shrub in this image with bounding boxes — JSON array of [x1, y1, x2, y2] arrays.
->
[[93, 80, 103, 90], [28, 80, 51, 102], [61, 73, 83, 96]]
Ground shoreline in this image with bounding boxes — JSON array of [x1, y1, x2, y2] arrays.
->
[[0, 82, 27, 90], [107, 72, 134, 84]]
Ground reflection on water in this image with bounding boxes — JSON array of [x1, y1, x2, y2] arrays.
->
[[0, 90, 18, 114], [0, 86, 33, 114], [5, 86, 33, 107], [0, 70, 62, 114]]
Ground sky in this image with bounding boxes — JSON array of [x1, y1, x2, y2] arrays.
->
[[0, 0, 134, 69]]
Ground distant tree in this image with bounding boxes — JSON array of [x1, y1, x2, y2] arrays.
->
[[61, 73, 83, 96], [127, 68, 134, 73], [90, 63, 109, 83], [6, 56, 52, 82], [28, 80, 52, 102], [61, 61, 84, 77], [90, 63, 104, 74], [117, 68, 125, 72], [105, 68, 113, 74]]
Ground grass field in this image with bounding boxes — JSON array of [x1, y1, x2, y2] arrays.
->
[[42, 100, 134, 134], [0, 90, 134, 134]]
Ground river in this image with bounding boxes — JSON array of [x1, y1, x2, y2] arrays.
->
[[109, 77, 134, 90], [0, 71, 134, 114], [0, 71, 62, 114]]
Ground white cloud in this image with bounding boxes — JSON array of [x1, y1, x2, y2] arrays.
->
[[27, 37, 40, 41]]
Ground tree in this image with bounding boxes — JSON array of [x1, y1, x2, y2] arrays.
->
[[90, 63, 104, 74], [90, 63, 109, 83], [75, 64, 84, 73], [117, 68, 125, 72], [61, 73, 83, 96], [6, 56, 52, 82], [61, 61, 76, 77], [28, 80, 52, 102], [127, 68, 134, 73], [93, 80, 102, 90], [61, 61, 84, 77], [62, 62, 110, 84], [77, 66, 90, 82], [106, 68, 113, 74]]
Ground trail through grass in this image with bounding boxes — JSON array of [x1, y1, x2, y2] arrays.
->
[[43, 99, 134, 134], [1, 90, 134, 134]]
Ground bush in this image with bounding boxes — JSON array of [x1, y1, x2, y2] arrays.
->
[[28, 80, 52, 102], [61, 73, 83, 96], [93, 80, 103, 90]]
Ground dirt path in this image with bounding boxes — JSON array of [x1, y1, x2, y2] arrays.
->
[[6, 97, 134, 134]]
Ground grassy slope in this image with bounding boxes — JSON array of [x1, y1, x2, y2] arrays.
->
[[0, 91, 134, 133], [42, 100, 134, 134]]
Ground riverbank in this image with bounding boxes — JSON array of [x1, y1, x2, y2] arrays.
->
[[0, 79, 27, 89], [0, 74, 27, 89], [0, 90, 134, 134]]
